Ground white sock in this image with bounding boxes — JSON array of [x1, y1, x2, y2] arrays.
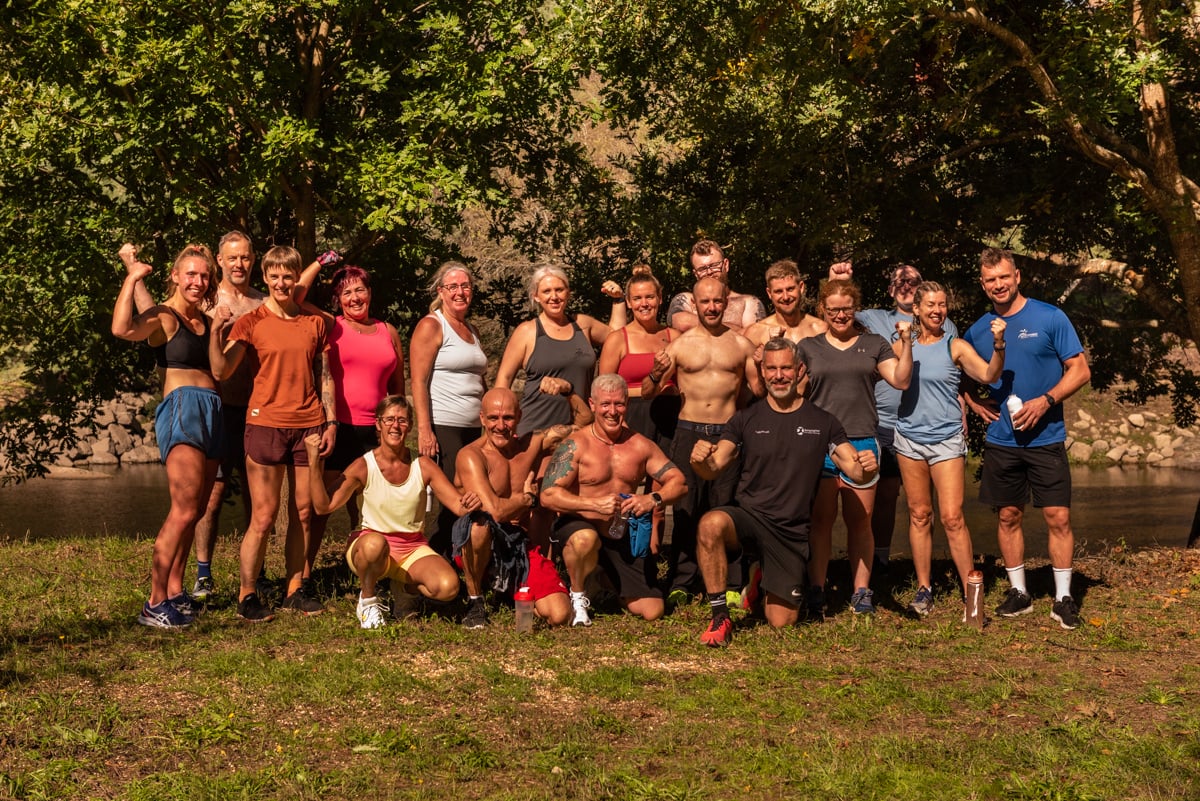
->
[[1005, 566, 1027, 594], [358, 594, 377, 607], [468, 595, 482, 601], [570, 590, 586, 602], [1053, 568, 1073, 601]]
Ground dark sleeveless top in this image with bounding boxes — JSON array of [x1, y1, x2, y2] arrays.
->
[[152, 308, 211, 371], [517, 315, 595, 436]]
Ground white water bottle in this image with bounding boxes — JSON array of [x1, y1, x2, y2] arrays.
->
[[965, 571, 985, 630], [1005, 395, 1024, 429]]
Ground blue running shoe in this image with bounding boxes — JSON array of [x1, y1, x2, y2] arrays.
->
[[909, 585, 934, 617], [137, 600, 192, 630], [168, 591, 199, 619], [850, 588, 875, 615]]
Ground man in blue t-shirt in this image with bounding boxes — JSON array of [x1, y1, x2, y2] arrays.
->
[[962, 248, 1091, 630]]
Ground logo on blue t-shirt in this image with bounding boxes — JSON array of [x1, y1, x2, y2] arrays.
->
[[1016, 328, 1040, 340]]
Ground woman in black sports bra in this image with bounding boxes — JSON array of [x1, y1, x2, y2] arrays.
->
[[112, 243, 223, 630]]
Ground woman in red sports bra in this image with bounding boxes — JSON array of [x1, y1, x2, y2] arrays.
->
[[598, 265, 680, 444]]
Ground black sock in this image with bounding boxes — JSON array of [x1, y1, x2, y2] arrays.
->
[[708, 592, 729, 620]]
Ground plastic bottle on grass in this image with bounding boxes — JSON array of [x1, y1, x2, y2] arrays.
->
[[514, 586, 535, 633], [965, 570, 985, 630]]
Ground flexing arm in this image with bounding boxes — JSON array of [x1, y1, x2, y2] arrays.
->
[[596, 279, 628, 338], [597, 328, 625, 376], [640, 345, 675, 399], [831, 441, 878, 485], [690, 438, 739, 481], [111, 260, 162, 342], [953, 318, 1006, 385], [539, 437, 619, 517], [879, 323, 913, 390]]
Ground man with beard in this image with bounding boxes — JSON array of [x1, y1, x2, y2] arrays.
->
[[643, 277, 764, 603], [743, 259, 826, 349], [667, 240, 766, 333], [454, 388, 572, 629], [962, 248, 1090, 629], [690, 339, 878, 646], [540, 374, 687, 626]]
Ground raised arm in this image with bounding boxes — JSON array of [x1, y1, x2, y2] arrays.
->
[[111, 259, 163, 342], [953, 318, 1006, 385], [879, 322, 913, 390], [597, 328, 626, 376], [118, 243, 157, 314], [294, 250, 340, 305]]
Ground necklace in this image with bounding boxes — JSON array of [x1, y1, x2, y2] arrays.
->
[[589, 423, 616, 448]]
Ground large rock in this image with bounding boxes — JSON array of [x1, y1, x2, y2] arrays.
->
[[1105, 445, 1127, 463], [1077, 409, 1094, 424], [1068, 441, 1093, 462], [1128, 413, 1146, 428], [123, 444, 161, 464], [1092, 439, 1110, 452], [107, 423, 134, 455], [94, 405, 116, 427], [1154, 433, 1173, 449], [89, 450, 119, 465]]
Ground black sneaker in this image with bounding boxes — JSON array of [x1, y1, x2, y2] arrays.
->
[[237, 593, 276, 623], [995, 587, 1033, 617], [1051, 596, 1081, 630], [281, 586, 325, 616], [462, 597, 490, 629], [806, 585, 826, 623]]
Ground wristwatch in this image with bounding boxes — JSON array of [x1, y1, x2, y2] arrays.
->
[[650, 492, 664, 509], [1043, 393, 1056, 406]]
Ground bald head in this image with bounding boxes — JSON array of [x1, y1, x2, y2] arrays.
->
[[481, 387, 520, 417]]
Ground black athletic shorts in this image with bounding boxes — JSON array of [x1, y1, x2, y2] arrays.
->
[[979, 442, 1072, 509], [876, 426, 901, 480], [711, 506, 808, 607]]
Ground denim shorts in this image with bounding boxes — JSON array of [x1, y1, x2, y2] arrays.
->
[[155, 386, 224, 462]]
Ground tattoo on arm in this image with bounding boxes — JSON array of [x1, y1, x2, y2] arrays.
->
[[651, 461, 678, 482], [319, 353, 335, 418], [543, 439, 577, 488]]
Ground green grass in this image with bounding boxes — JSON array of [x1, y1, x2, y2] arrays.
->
[[1, 538, 1199, 799]]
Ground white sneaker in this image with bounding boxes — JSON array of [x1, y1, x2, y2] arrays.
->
[[357, 596, 388, 629], [570, 592, 592, 627]]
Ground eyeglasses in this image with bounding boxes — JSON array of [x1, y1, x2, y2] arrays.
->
[[441, 283, 471, 292], [693, 260, 724, 276], [893, 278, 920, 289], [379, 416, 410, 427], [824, 306, 856, 317]]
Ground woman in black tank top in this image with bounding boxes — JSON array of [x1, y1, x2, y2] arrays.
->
[[112, 243, 223, 630]]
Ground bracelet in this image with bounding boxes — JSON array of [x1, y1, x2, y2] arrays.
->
[[326, 420, 340, 428], [524, 491, 539, 508], [648, 372, 663, 384], [993, 343, 1006, 351]]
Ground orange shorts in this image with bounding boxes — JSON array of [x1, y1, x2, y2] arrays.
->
[[346, 529, 439, 582]]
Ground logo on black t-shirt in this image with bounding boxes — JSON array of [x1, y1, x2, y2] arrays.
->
[[795, 426, 821, 437]]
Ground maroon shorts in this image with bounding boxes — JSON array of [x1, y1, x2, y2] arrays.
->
[[244, 423, 324, 467]]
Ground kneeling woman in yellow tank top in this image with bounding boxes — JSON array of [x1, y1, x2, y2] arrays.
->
[[305, 394, 480, 629]]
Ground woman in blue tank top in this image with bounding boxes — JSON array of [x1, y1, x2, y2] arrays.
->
[[895, 281, 1006, 618]]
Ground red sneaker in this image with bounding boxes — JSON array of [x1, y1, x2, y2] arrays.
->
[[741, 561, 762, 611], [700, 616, 733, 647]]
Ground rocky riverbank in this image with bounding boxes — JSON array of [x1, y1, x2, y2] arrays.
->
[[50, 392, 162, 470]]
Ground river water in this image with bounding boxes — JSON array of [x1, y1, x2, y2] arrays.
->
[[1, 464, 1197, 553]]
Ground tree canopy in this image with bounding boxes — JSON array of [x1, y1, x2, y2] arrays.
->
[[3, 0, 1199, 478]]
